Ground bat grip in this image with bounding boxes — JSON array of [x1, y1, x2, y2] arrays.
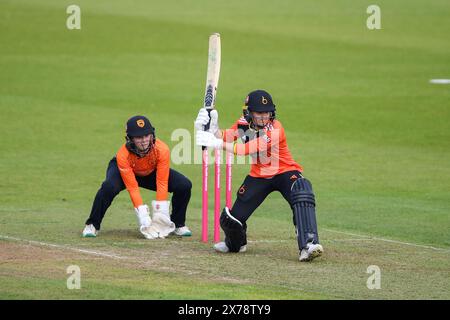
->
[[202, 108, 212, 151]]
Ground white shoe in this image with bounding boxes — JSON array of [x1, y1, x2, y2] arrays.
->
[[299, 243, 323, 262], [172, 226, 192, 236], [82, 224, 97, 238], [213, 241, 247, 253]]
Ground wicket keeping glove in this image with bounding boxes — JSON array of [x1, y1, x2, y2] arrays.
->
[[135, 204, 159, 239], [135, 204, 151, 228], [196, 130, 223, 149], [151, 200, 170, 218], [151, 200, 175, 238]]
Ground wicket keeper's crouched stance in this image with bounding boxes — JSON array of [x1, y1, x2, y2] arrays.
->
[[195, 90, 323, 262], [82, 115, 192, 239]]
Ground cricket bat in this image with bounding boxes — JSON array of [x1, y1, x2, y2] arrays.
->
[[202, 33, 221, 243], [202, 33, 221, 136]]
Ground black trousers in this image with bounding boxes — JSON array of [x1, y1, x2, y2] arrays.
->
[[230, 170, 304, 244], [86, 157, 192, 230]]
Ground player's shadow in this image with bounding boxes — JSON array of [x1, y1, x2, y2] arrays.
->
[[98, 229, 139, 239]]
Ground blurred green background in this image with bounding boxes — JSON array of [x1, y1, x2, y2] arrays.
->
[[1, 0, 449, 299]]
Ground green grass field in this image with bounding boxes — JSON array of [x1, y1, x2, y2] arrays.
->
[[1, 0, 449, 300]]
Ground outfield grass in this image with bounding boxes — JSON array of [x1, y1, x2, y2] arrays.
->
[[1, 0, 449, 299]]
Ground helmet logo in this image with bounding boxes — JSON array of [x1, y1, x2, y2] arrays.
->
[[136, 119, 145, 128], [261, 96, 268, 104], [245, 95, 249, 105]]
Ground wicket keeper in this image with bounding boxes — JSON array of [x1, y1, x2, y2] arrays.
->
[[82, 115, 192, 239], [195, 90, 323, 261]]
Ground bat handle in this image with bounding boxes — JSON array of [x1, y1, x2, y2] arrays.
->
[[202, 108, 213, 151]]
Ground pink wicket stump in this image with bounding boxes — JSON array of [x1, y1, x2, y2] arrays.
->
[[214, 149, 221, 243], [202, 149, 232, 243], [226, 151, 233, 209], [202, 149, 209, 243]]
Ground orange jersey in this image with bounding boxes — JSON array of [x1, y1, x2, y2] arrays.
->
[[223, 118, 303, 178], [116, 139, 170, 207]]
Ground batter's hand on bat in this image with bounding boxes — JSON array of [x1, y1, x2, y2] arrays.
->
[[195, 108, 219, 134], [209, 109, 219, 135], [194, 108, 210, 131], [196, 130, 223, 149]]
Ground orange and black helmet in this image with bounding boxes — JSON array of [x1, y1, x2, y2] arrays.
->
[[125, 115, 155, 156], [126, 115, 155, 138], [243, 90, 276, 127]]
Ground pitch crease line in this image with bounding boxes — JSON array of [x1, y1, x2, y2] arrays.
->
[[322, 228, 450, 253], [0, 235, 126, 259]]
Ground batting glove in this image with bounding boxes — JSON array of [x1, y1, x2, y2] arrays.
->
[[209, 109, 219, 135], [194, 108, 210, 131], [196, 130, 223, 149]]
